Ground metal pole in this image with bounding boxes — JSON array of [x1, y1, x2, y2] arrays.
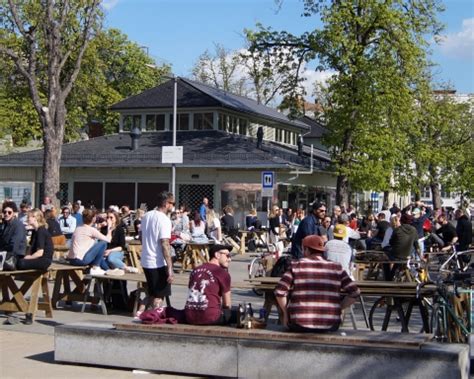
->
[[171, 76, 177, 195]]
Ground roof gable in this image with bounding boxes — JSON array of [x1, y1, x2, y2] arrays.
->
[[110, 78, 309, 131]]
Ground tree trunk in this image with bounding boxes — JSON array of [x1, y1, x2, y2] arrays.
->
[[383, 190, 390, 209], [42, 105, 66, 207], [336, 174, 349, 207], [430, 182, 442, 210]]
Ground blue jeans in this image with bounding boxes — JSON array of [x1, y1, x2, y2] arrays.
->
[[107, 251, 125, 269], [69, 240, 107, 267]]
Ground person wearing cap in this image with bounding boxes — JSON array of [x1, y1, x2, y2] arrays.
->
[[290, 201, 327, 259], [325, 224, 354, 276], [185, 244, 233, 325], [275, 235, 359, 332], [338, 213, 365, 250]]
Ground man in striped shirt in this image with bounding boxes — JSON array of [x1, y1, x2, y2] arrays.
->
[[275, 235, 360, 332]]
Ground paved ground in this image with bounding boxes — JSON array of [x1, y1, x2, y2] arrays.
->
[[0, 253, 428, 378]]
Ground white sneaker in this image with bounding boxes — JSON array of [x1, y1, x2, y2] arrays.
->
[[89, 267, 106, 276], [125, 266, 139, 274], [106, 268, 125, 276]]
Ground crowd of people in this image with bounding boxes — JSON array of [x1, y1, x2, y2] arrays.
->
[[0, 198, 140, 275], [1, 193, 472, 334]]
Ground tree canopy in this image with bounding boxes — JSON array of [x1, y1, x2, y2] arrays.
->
[[247, 0, 444, 205]]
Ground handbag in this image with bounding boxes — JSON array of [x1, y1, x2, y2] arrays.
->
[[3, 252, 17, 271]]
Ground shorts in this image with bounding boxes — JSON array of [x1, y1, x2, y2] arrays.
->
[[143, 267, 171, 298]]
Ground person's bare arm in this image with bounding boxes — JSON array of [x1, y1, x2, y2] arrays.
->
[[161, 238, 174, 283], [222, 291, 231, 309], [341, 295, 357, 310], [276, 296, 289, 327]]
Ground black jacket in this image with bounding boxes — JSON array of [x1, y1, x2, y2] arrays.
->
[[0, 218, 27, 257], [456, 215, 472, 250]]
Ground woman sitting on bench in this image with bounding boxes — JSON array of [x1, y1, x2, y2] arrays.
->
[[17, 209, 53, 271]]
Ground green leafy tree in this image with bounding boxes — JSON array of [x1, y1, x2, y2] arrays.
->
[[408, 85, 473, 208], [0, 0, 103, 205], [247, 0, 443, 205]]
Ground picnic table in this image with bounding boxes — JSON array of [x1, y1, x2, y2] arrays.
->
[[247, 277, 436, 333], [239, 229, 268, 254], [179, 241, 211, 272], [0, 268, 53, 321]]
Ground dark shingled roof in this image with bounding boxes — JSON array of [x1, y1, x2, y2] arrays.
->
[[0, 131, 330, 170], [299, 116, 328, 138], [111, 78, 309, 131]]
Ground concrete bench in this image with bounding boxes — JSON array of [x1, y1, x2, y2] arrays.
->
[[55, 321, 469, 378]]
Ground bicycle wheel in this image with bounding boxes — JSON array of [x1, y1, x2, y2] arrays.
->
[[248, 257, 266, 296], [430, 302, 447, 342], [369, 296, 409, 332]]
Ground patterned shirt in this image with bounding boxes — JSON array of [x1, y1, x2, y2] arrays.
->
[[275, 256, 360, 330]]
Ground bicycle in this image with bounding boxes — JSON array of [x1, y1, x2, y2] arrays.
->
[[368, 257, 431, 332], [248, 244, 278, 296], [429, 272, 472, 343]]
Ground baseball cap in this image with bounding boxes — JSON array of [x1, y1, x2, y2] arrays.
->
[[333, 224, 347, 239], [209, 244, 233, 258], [302, 235, 325, 253]]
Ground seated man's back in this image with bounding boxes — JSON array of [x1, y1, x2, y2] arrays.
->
[[185, 244, 232, 325]]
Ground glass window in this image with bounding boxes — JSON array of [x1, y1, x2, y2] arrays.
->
[[123, 115, 141, 132], [156, 114, 165, 131], [178, 113, 189, 130], [194, 113, 213, 130], [218, 113, 226, 131], [239, 118, 247, 135], [146, 115, 155, 131]]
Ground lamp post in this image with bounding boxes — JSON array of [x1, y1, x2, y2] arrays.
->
[[171, 75, 177, 196], [145, 66, 180, 196]]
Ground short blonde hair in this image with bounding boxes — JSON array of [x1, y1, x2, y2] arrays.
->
[[28, 208, 47, 228]]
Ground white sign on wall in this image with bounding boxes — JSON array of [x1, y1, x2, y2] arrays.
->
[[162, 146, 183, 164]]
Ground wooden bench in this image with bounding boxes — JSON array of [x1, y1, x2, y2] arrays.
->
[[0, 268, 53, 321]]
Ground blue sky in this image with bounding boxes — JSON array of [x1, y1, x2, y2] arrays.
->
[[103, 0, 474, 93]]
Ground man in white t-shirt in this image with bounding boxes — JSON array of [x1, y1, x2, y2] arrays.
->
[[138, 191, 175, 316]]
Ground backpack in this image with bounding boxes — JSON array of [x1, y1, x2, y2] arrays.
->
[[270, 255, 293, 277]]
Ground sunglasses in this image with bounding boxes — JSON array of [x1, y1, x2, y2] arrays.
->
[[168, 201, 175, 205], [2, 210, 13, 215]]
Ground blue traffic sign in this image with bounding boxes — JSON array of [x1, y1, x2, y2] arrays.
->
[[262, 171, 274, 188]]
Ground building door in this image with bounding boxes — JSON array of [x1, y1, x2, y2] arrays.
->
[[105, 182, 135, 209], [137, 183, 169, 210]]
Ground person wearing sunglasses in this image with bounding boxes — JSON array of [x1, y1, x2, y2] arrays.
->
[[100, 211, 138, 274], [185, 244, 234, 325], [290, 201, 327, 260], [0, 201, 27, 265], [136, 192, 175, 318]]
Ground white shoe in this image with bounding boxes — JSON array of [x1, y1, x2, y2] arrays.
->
[[125, 266, 139, 274], [106, 268, 125, 276], [89, 267, 106, 276]]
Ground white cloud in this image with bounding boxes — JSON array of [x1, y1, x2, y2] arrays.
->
[[102, 0, 119, 11], [438, 18, 474, 60], [301, 69, 336, 97]]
